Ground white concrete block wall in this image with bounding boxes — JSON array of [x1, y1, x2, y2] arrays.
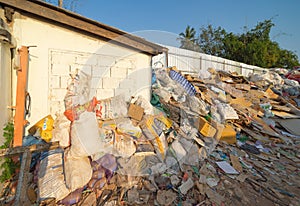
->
[[12, 15, 152, 126], [48, 50, 144, 113]]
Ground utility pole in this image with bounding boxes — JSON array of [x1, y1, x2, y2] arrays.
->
[[58, 0, 63, 7]]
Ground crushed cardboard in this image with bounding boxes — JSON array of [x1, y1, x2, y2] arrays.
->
[[1, 67, 300, 206]]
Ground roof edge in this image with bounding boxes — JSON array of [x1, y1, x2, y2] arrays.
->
[[0, 0, 168, 55]]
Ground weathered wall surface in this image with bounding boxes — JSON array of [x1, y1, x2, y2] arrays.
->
[[10, 13, 152, 126]]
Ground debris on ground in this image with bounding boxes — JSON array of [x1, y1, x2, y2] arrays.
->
[[1, 67, 300, 206]]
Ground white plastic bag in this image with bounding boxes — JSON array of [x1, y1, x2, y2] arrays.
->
[[51, 114, 71, 147], [113, 133, 136, 158], [64, 149, 93, 192], [64, 71, 91, 110], [70, 111, 105, 157], [98, 94, 128, 120]]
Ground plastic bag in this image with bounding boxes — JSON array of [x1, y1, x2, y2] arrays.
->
[[64, 97, 98, 121], [58, 188, 83, 205], [51, 114, 71, 147], [133, 96, 155, 115], [28, 115, 54, 142], [64, 149, 92, 192], [70, 111, 105, 157], [215, 100, 239, 121], [38, 148, 70, 201], [140, 114, 171, 141], [116, 118, 142, 138], [64, 70, 91, 110], [140, 114, 171, 161], [151, 133, 168, 161], [98, 94, 128, 120], [113, 133, 136, 158], [260, 102, 274, 118]]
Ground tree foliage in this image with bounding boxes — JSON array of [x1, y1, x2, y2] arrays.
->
[[178, 25, 200, 52], [179, 20, 299, 68], [0, 122, 18, 183]]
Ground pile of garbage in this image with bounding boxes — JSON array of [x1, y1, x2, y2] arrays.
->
[[1, 66, 300, 205]]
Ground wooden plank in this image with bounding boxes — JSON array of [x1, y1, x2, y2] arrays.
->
[[277, 119, 300, 136], [272, 110, 300, 119], [0, 141, 60, 157], [13, 46, 28, 147], [0, 0, 166, 55], [13, 149, 31, 206]]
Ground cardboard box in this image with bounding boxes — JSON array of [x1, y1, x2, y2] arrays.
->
[[197, 117, 216, 138], [220, 125, 236, 144], [235, 84, 250, 91], [128, 103, 144, 121]]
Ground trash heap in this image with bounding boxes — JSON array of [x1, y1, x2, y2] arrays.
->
[[1, 66, 300, 206]]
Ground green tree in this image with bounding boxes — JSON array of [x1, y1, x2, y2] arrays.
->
[[198, 24, 226, 56], [180, 19, 299, 68], [178, 25, 199, 51]]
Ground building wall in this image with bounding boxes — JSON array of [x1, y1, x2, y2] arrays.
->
[[11, 12, 152, 126], [0, 42, 12, 145], [0, 9, 13, 145]]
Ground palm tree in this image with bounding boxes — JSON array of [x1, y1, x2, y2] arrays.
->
[[179, 26, 199, 51]]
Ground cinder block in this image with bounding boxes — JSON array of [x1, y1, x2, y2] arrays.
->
[[102, 78, 121, 89], [115, 88, 131, 101], [51, 53, 75, 65], [49, 88, 67, 101], [110, 66, 128, 78], [49, 76, 60, 89], [89, 89, 97, 99], [51, 63, 70, 76], [91, 77, 102, 89], [96, 89, 114, 99], [49, 101, 64, 114], [114, 58, 133, 68], [71, 64, 92, 76], [119, 78, 135, 89], [98, 56, 116, 67], [127, 68, 136, 76], [75, 55, 97, 65], [92, 66, 110, 78], [60, 75, 70, 89]]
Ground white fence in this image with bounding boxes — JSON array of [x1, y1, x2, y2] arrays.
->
[[153, 45, 266, 78]]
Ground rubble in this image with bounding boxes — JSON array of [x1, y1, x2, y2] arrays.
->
[[1, 67, 300, 206]]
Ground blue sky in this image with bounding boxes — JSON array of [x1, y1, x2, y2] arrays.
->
[[75, 0, 300, 59]]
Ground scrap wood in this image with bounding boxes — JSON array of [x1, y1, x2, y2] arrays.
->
[[272, 104, 292, 112], [246, 178, 289, 206], [234, 124, 271, 142], [272, 110, 300, 119], [264, 87, 279, 99], [0, 141, 60, 157], [14, 149, 32, 206]]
